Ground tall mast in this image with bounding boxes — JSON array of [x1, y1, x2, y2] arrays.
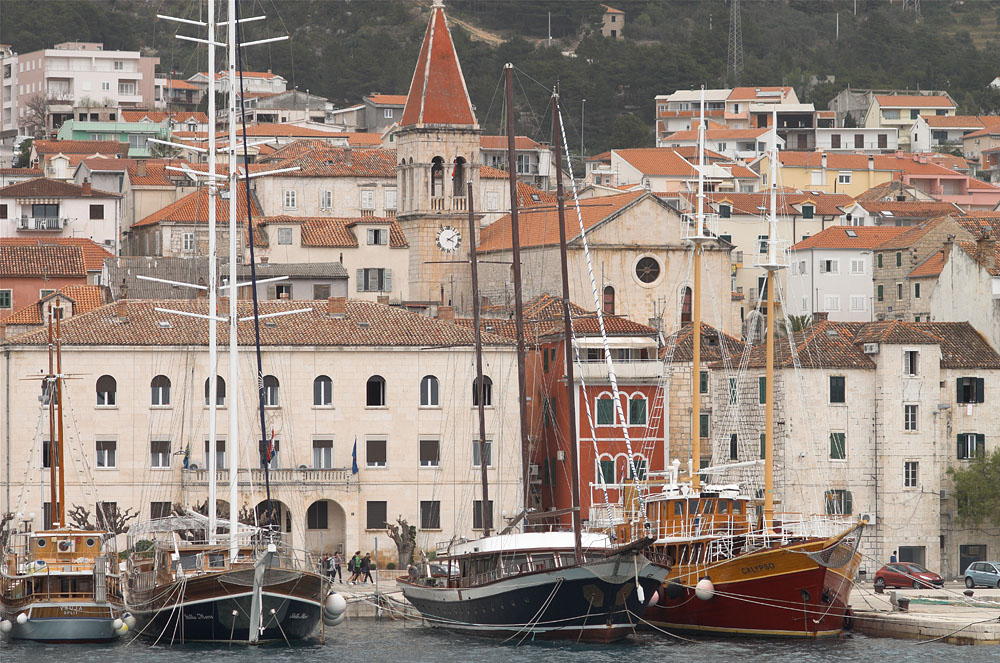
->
[[46, 314, 57, 527], [552, 91, 582, 561], [54, 308, 65, 528], [205, 0, 219, 545], [467, 184, 490, 537], [504, 63, 531, 518], [690, 87, 708, 492], [226, 0, 240, 560], [763, 108, 779, 529]]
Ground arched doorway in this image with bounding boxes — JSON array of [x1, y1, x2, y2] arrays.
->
[[303, 499, 347, 556], [254, 499, 292, 539]]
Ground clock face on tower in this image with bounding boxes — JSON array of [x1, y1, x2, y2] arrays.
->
[[436, 226, 462, 253]]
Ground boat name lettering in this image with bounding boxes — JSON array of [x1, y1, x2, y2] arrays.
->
[[741, 562, 775, 575], [183, 612, 214, 620], [289, 612, 308, 619]]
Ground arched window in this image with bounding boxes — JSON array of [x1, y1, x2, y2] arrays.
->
[[96, 375, 117, 406], [263, 375, 280, 407], [367, 375, 386, 407], [313, 375, 332, 406], [204, 376, 226, 406], [151, 375, 171, 406], [306, 501, 329, 530], [628, 394, 647, 426], [420, 375, 439, 407], [452, 156, 466, 197], [398, 159, 406, 210], [430, 156, 445, 198], [680, 286, 693, 324], [603, 285, 615, 315], [473, 376, 493, 407]]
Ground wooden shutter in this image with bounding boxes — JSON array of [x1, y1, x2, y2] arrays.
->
[[976, 433, 986, 457], [367, 228, 375, 245], [356, 269, 365, 292], [958, 434, 964, 458], [957, 378, 964, 403], [267, 285, 276, 300], [977, 377, 985, 403], [383, 269, 392, 293]]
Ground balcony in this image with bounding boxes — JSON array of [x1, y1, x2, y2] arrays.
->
[[576, 358, 663, 383], [182, 466, 354, 488], [18, 217, 67, 231], [430, 196, 445, 211], [452, 196, 467, 212]]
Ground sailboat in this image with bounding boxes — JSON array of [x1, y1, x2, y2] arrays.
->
[[398, 70, 669, 644], [620, 100, 865, 637], [0, 309, 129, 643], [123, 0, 338, 643]]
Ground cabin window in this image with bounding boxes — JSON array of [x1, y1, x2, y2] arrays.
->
[[700, 500, 715, 514], [673, 501, 684, 516], [733, 500, 743, 514]]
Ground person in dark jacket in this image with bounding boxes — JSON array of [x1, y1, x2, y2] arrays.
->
[[348, 550, 362, 584], [361, 552, 374, 584]]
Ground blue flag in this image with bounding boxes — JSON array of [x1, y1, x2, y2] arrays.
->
[[351, 437, 359, 474]]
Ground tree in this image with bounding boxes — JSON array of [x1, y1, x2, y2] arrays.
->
[[947, 448, 1000, 527], [68, 502, 139, 535], [23, 92, 71, 137], [14, 139, 33, 168], [609, 113, 652, 150], [385, 516, 416, 568]]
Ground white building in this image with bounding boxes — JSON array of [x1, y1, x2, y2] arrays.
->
[[0, 298, 523, 558], [0, 177, 122, 252], [815, 127, 899, 154]]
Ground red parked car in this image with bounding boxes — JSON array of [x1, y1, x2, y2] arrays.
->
[[874, 562, 944, 589]]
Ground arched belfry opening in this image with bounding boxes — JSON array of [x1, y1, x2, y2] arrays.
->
[[452, 156, 467, 197]]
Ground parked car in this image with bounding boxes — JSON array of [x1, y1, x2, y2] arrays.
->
[[964, 561, 1000, 588], [873, 562, 944, 589]]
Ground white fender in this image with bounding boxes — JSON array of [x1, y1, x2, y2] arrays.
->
[[0, 620, 12, 633], [16, 613, 28, 625], [695, 577, 715, 601]]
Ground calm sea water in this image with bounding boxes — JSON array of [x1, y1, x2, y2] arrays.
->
[[0, 619, 990, 663]]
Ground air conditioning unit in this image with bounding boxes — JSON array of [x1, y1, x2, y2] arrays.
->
[[556, 450, 566, 461], [188, 463, 200, 470], [863, 343, 879, 354], [528, 464, 540, 479], [939, 489, 949, 500], [859, 513, 873, 524], [297, 464, 309, 470], [57, 539, 75, 554], [876, 313, 885, 321]]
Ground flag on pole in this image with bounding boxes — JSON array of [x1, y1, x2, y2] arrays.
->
[[351, 436, 359, 474], [266, 429, 275, 462]]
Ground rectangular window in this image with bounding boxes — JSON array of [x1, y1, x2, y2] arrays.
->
[[313, 284, 330, 300], [830, 376, 845, 403], [307, 501, 328, 529], [720, 204, 732, 218], [472, 500, 493, 530], [204, 439, 226, 469], [383, 108, 393, 119], [89, 204, 104, 220], [825, 489, 852, 515], [0, 204, 6, 219], [728, 377, 738, 405], [628, 397, 647, 425], [277, 227, 292, 245], [904, 404, 918, 431], [904, 350, 919, 376], [596, 397, 615, 425], [360, 189, 375, 210], [420, 501, 441, 529], [96, 440, 117, 468], [957, 433, 985, 459], [312, 439, 333, 469], [385, 188, 397, 210], [878, 133, 888, 149], [830, 432, 846, 460], [150, 501, 172, 519], [802, 205, 814, 219], [757, 234, 768, 254], [700, 370, 709, 394], [628, 458, 647, 480], [0, 290, 11, 309], [419, 439, 440, 467], [472, 440, 492, 467], [823, 294, 840, 311], [760, 433, 766, 459], [850, 259, 865, 274], [730, 433, 738, 460], [758, 376, 766, 405], [830, 134, 841, 149], [884, 109, 899, 120], [911, 109, 920, 120], [118, 82, 135, 95], [850, 295, 866, 312], [957, 377, 985, 403], [599, 459, 615, 484], [854, 134, 864, 149], [897, 283, 903, 300], [150, 440, 170, 468], [819, 259, 839, 274], [877, 284, 884, 302], [914, 282, 921, 298], [366, 438, 387, 467], [320, 190, 333, 209], [486, 191, 499, 211], [699, 413, 709, 438], [904, 461, 918, 487], [838, 172, 852, 185], [366, 501, 387, 530], [367, 228, 388, 245], [283, 189, 297, 209], [357, 268, 391, 292], [182, 232, 195, 251]]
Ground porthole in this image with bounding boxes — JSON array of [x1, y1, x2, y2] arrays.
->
[[635, 256, 661, 284], [85, 537, 97, 548], [36, 538, 47, 548]]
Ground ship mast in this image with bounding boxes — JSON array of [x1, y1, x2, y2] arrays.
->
[[762, 108, 782, 530], [205, 0, 220, 545], [689, 88, 710, 492], [467, 183, 491, 537], [46, 314, 57, 527], [54, 308, 65, 528]]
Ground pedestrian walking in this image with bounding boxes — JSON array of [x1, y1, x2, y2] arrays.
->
[[348, 550, 362, 584], [361, 552, 374, 584], [332, 551, 343, 582]]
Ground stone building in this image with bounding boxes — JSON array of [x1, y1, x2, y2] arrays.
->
[[0, 298, 522, 559]]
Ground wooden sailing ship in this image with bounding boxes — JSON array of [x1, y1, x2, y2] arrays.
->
[[1, 309, 129, 643]]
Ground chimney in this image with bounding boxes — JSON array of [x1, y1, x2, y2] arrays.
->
[[116, 299, 127, 321], [81, 179, 92, 196], [868, 154, 874, 171], [279, 291, 289, 300], [821, 152, 827, 170], [219, 296, 229, 316], [918, 154, 928, 164], [438, 305, 455, 322], [260, 256, 269, 264], [895, 150, 904, 159], [376, 295, 389, 305], [327, 296, 346, 317], [975, 228, 996, 268], [136, 161, 146, 177], [812, 311, 829, 324]]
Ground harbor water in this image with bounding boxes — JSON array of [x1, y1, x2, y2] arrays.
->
[[0, 619, 992, 663]]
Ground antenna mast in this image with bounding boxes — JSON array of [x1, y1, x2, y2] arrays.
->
[[727, 0, 744, 86]]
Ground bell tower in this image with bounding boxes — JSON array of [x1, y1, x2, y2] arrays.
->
[[396, 0, 481, 309]]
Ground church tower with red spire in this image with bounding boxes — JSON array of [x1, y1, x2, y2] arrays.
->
[[396, 0, 481, 309]]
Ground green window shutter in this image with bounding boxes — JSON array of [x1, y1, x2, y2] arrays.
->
[[384, 269, 392, 293], [896, 252, 902, 266], [700, 370, 709, 394], [699, 413, 709, 438], [957, 378, 964, 403], [599, 459, 614, 484], [877, 285, 883, 302], [844, 491, 853, 515], [760, 433, 766, 459], [730, 433, 738, 460], [830, 432, 846, 459], [976, 433, 986, 457], [629, 398, 646, 425], [877, 253, 883, 268], [977, 377, 985, 403], [597, 398, 614, 425], [957, 434, 964, 459], [758, 376, 766, 405], [543, 349, 549, 372]]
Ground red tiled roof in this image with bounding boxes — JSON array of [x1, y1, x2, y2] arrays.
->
[[874, 216, 951, 250], [857, 201, 962, 218], [80, 157, 136, 172], [854, 320, 942, 345], [480, 135, 543, 150], [1, 285, 105, 326], [792, 225, 909, 250], [0, 244, 86, 277], [478, 191, 644, 253], [0, 168, 41, 177], [197, 71, 284, 80], [0, 177, 120, 198], [0, 238, 112, 271], [480, 165, 507, 179], [342, 132, 384, 146], [265, 144, 396, 178], [727, 86, 793, 101], [365, 94, 407, 106], [738, 321, 874, 370], [161, 79, 200, 90], [656, 109, 726, 118], [777, 151, 971, 178], [278, 216, 408, 249], [665, 127, 770, 142], [516, 181, 556, 208], [33, 140, 128, 156], [133, 182, 259, 227], [909, 250, 946, 277], [922, 115, 985, 129], [585, 151, 612, 162], [875, 94, 954, 108], [120, 110, 209, 124], [916, 322, 1000, 368], [614, 148, 697, 176], [4, 299, 509, 348], [686, 191, 853, 217], [400, 5, 476, 127], [219, 123, 344, 138], [661, 322, 745, 362], [126, 160, 190, 186], [954, 240, 1000, 276]]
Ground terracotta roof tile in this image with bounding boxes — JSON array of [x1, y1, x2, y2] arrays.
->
[[480, 136, 543, 150], [80, 157, 136, 172], [922, 115, 986, 128], [614, 148, 697, 176], [119, 110, 209, 123], [457, 294, 655, 340], [954, 240, 1000, 276], [874, 216, 951, 250], [728, 86, 794, 101], [665, 127, 771, 142], [365, 94, 408, 106], [4, 299, 510, 348], [738, 322, 875, 370], [261, 143, 396, 178], [161, 79, 200, 90], [0, 168, 41, 177], [661, 322, 745, 362], [516, 181, 556, 208], [479, 164, 507, 179], [791, 226, 909, 250], [875, 94, 954, 108], [0, 238, 112, 271], [400, 5, 477, 127], [478, 191, 644, 253], [1, 285, 105, 326], [853, 320, 943, 345], [686, 191, 853, 217], [916, 322, 1000, 368], [33, 140, 128, 156], [276, 216, 409, 249], [0, 245, 86, 277], [857, 201, 962, 218], [908, 250, 946, 277], [133, 182, 259, 227], [0, 177, 120, 198]]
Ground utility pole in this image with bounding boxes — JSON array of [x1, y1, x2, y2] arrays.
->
[[727, 0, 744, 86], [548, 12, 551, 46], [581, 99, 586, 160]]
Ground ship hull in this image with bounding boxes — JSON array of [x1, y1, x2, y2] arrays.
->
[[401, 555, 667, 643], [1, 602, 122, 643], [645, 534, 861, 638], [128, 567, 325, 643]]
